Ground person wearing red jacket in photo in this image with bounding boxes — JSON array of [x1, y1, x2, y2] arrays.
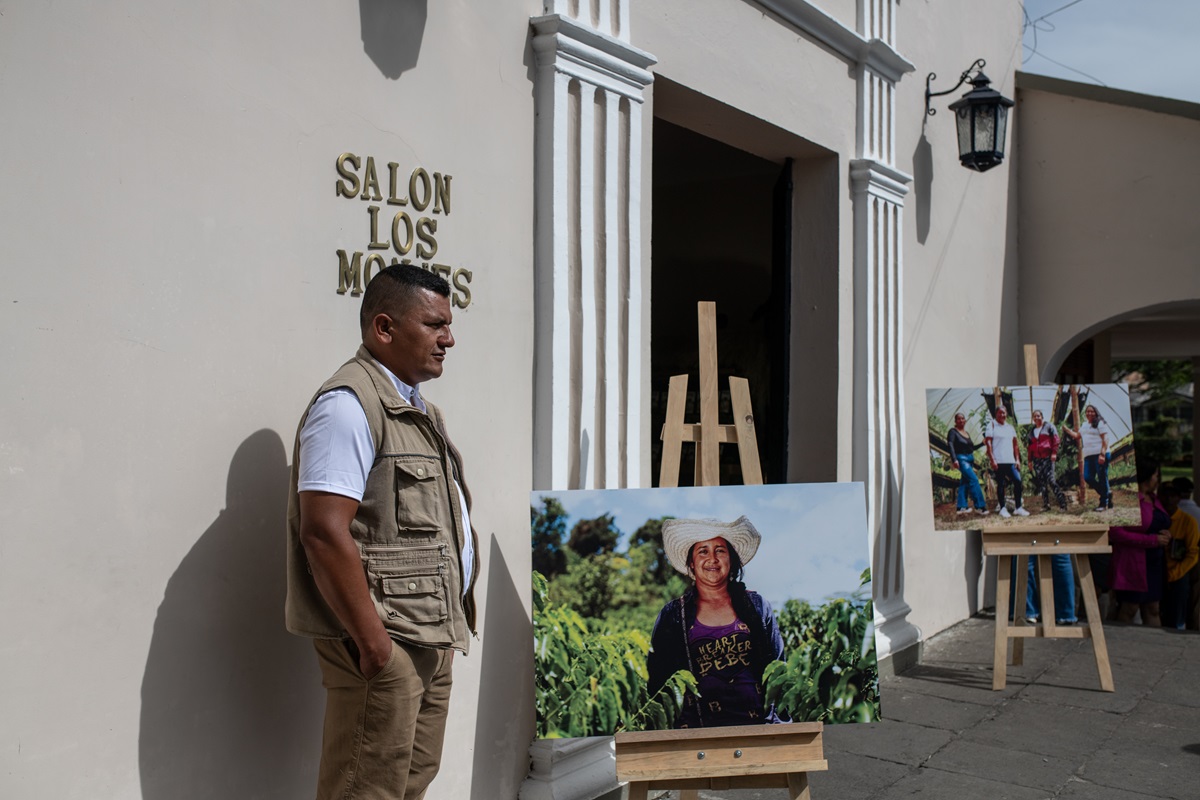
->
[[1027, 410, 1068, 513]]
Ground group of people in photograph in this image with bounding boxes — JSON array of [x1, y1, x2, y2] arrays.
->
[[947, 403, 1114, 518]]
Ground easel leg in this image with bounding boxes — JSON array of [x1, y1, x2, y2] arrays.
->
[[1039, 553, 1058, 637], [1011, 555, 1028, 666], [679, 790, 700, 800], [994, 554, 1011, 690], [787, 772, 811, 800], [1075, 554, 1115, 692], [626, 781, 648, 800]]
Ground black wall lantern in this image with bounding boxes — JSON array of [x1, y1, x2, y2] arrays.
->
[[925, 59, 1014, 173]]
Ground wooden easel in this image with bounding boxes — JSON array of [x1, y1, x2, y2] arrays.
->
[[615, 301, 828, 800], [984, 344, 1114, 691], [657, 302, 762, 487]]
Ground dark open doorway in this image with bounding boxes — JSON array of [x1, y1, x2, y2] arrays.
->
[[650, 118, 791, 486]]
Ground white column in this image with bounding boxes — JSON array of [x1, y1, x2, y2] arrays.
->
[[852, 0, 920, 663], [531, 8, 654, 495], [525, 7, 655, 800]]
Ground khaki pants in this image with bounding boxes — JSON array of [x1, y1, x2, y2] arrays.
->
[[314, 638, 454, 800]]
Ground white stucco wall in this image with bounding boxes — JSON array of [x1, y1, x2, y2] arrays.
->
[[894, 0, 1024, 639], [1016, 75, 1200, 376], [0, 2, 538, 798]]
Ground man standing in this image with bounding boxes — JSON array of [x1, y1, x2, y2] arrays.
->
[[986, 405, 1029, 518], [286, 265, 478, 800]]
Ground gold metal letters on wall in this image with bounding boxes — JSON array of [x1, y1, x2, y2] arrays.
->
[[334, 153, 473, 308]]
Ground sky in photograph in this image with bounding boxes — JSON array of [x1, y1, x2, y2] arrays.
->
[[1021, 0, 1200, 104], [531, 483, 871, 609]]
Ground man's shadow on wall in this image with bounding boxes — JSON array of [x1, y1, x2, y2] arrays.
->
[[139, 429, 323, 800]]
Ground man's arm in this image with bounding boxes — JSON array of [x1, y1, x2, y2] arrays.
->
[[1012, 436, 1021, 466], [985, 434, 996, 470], [299, 491, 394, 679]]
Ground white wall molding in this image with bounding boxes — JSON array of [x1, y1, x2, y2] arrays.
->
[[519, 738, 618, 800], [850, 0, 920, 662], [754, 0, 913, 80]]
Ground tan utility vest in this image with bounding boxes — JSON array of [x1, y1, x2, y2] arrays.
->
[[285, 346, 478, 653]]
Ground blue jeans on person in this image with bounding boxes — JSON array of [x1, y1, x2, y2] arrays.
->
[[956, 455, 986, 510], [1009, 555, 1077, 623], [1083, 453, 1110, 506]]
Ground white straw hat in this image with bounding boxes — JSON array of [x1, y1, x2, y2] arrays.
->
[[661, 516, 761, 576]]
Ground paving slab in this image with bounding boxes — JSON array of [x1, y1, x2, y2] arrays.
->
[[886, 664, 1020, 704], [878, 687, 996, 731], [922, 738, 1079, 792], [821, 719, 954, 766], [875, 765, 1054, 800], [1147, 665, 1200, 709], [1082, 722, 1200, 800], [1055, 776, 1171, 799], [958, 697, 1121, 760], [1124, 698, 1200, 734]]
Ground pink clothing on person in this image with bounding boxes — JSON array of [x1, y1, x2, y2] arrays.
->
[[1109, 494, 1167, 593]]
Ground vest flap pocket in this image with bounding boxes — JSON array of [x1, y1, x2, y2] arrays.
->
[[393, 457, 446, 533], [380, 573, 448, 624]]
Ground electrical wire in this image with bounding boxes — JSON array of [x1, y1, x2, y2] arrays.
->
[[1020, 0, 1109, 86]]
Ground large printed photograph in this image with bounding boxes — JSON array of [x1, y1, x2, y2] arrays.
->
[[531, 483, 879, 739], [926, 384, 1139, 530]]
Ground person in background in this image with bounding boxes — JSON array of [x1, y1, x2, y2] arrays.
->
[[1173, 477, 1200, 630], [1160, 481, 1199, 630], [1062, 404, 1112, 511], [1173, 477, 1200, 526], [1027, 409, 1068, 513], [1109, 460, 1170, 626], [985, 406, 1029, 518], [947, 412, 988, 516]]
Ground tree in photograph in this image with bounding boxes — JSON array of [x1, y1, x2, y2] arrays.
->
[[531, 497, 570, 578], [567, 513, 621, 557], [628, 516, 672, 583]]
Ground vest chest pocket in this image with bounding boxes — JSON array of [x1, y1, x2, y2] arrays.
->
[[393, 456, 446, 536]]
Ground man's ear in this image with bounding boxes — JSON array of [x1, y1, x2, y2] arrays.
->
[[369, 313, 393, 343]]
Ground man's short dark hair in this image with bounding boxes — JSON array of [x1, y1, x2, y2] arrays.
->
[[360, 265, 451, 333], [1173, 476, 1195, 494]]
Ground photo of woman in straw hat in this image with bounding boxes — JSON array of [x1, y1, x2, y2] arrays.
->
[[647, 516, 784, 727], [531, 483, 880, 739]]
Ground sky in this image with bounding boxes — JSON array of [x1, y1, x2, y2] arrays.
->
[[532, 483, 871, 609], [1020, 0, 1200, 104]]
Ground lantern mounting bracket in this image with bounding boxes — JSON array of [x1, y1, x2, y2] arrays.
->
[[925, 58, 987, 116]]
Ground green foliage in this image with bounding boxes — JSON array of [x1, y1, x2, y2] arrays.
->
[[629, 516, 673, 583], [533, 571, 695, 737], [763, 571, 880, 725], [1112, 359, 1193, 402], [567, 513, 621, 557], [531, 497, 570, 578]]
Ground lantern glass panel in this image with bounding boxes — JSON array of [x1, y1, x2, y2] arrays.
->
[[996, 104, 1009, 154], [955, 106, 973, 158], [975, 107, 997, 152]]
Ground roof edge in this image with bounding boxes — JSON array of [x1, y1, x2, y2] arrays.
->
[[1016, 72, 1200, 122]]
